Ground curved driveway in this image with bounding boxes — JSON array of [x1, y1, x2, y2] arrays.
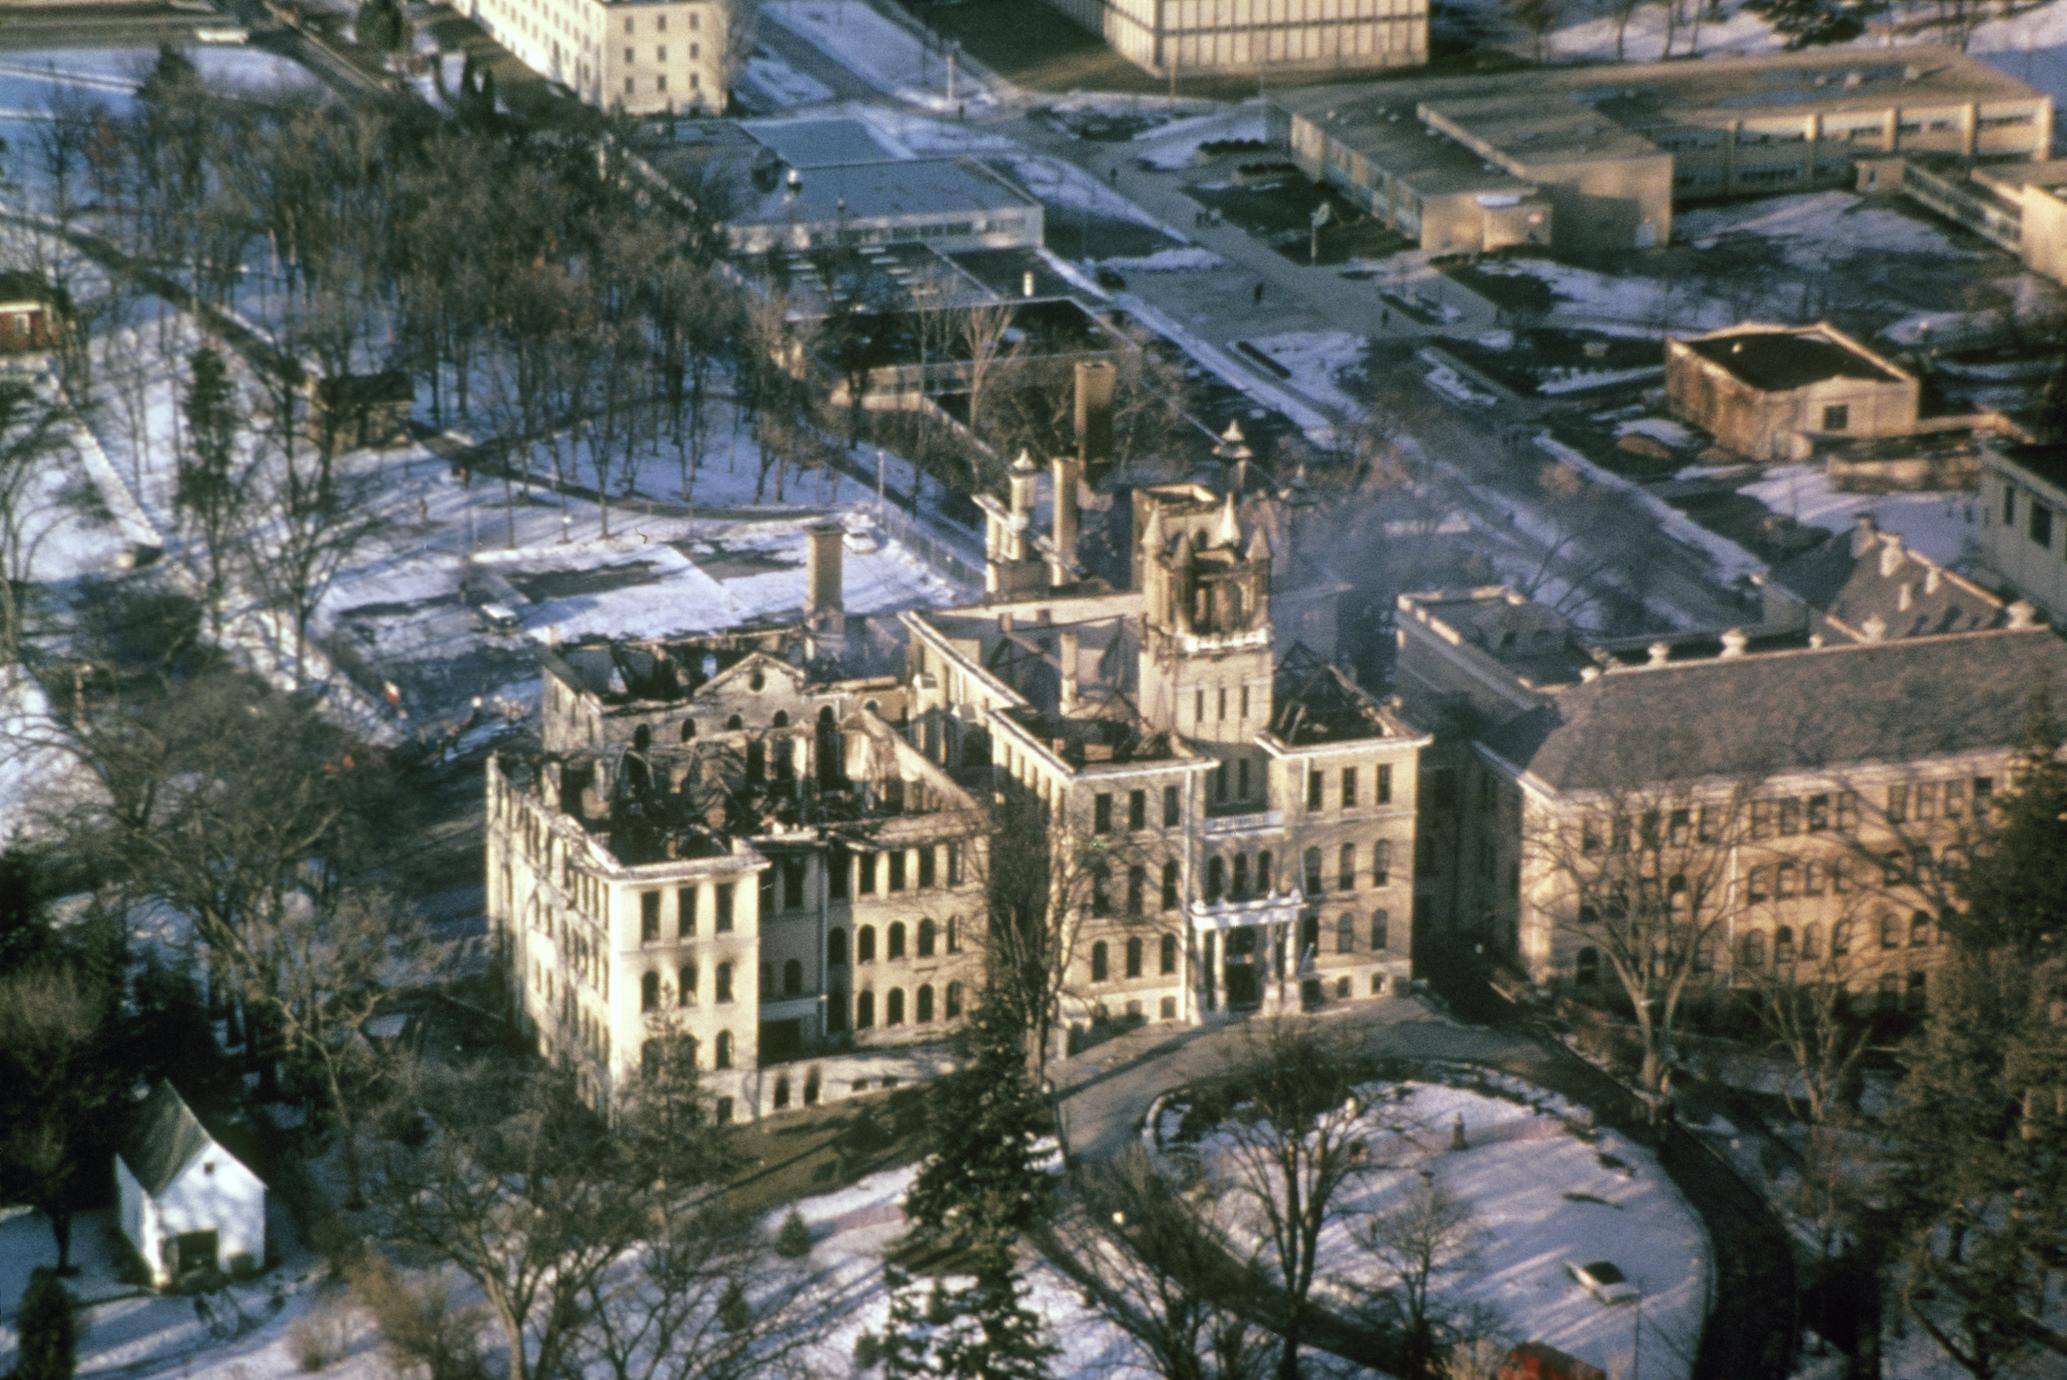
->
[[1051, 999, 1797, 1380]]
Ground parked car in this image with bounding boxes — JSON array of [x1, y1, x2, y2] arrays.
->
[[1566, 1260, 1638, 1304]]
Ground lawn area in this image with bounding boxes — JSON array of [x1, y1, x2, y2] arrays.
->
[[1185, 171, 1411, 266], [723, 1084, 932, 1216]]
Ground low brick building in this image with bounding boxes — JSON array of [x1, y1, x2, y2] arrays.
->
[[1666, 323, 1920, 462]]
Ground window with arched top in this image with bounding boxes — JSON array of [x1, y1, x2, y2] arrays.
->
[[1125, 937, 1143, 978], [1742, 931, 1767, 968], [1880, 912, 1901, 949], [784, 959, 803, 995], [888, 922, 906, 960], [1337, 913, 1355, 953], [679, 719, 696, 741], [1304, 847, 1323, 893], [917, 984, 935, 1023], [1371, 910, 1389, 951], [726, 713, 743, 730], [858, 925, 876, 963], [1091, 941, 1109, 982], [772, 710, 789, 728], [946, 981, 964, 1018], [856, 990, 875, 1028], [1160, 933, 1178, 975], [1206, 856, 1225, 901], [1775, 926, 1795, 966], [1911, 911, 1933, 947], [918, 918, 936, 958], [678, 963, 696, 1006], [714, 1031, 733, 1069], [1801, 921, 1822, 959], [828, 927, 848, 966], [886, 988, 905, 1026]]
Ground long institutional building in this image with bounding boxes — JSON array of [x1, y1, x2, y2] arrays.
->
[[1042, 0, 1426, 76], [456, 0, 725, 114], [1272, 46, 2054, 254]]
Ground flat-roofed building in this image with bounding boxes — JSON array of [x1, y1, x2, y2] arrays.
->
[[1666, 322, 1920, 462], [1042, 0, 1427, 78], [457, 0, 725, 115], [1861, 156, 2067, 287], [1273, 47, 2052, 254], [1980, 444, 2067, 626]]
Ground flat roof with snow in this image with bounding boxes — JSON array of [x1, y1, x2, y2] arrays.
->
[[1681, 326, 1906, 391]]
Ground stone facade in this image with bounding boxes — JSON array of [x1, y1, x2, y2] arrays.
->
[[457, 0, 725, 115]]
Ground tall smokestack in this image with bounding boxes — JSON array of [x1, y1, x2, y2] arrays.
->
[[1074, 360, 1115, 473], [1050, 454, 1080, 588], [806, 519, 845, 635]]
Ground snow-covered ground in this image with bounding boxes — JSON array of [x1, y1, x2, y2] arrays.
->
[[1164, 1076, 1709, 1380], [1741, 463, 1980, 568], [1244, 329, 1372, 415], [737, 49, 836, 111], [1130, 102, 1271, 171], [763, 0, 999, 114], [0, 44, 316, 120]]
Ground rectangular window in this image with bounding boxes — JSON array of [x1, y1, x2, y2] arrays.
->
[[1804, 861, 1824, 896], [715, 882, 735, 932], [1217, 687, 1227, 721], [656, 45, 666, 61], [1240, 685, 1250, 719], [1127, 865, 1145, 917], [625, 47, 634, 62], [1821, 403, 1849, 432], [2033, 501, 2055, 549], [625, 76, 634, 94], [1974, 776, 1994, 812], [918, 846, 937, 889], [1339, 844, 1356, 891], [656, 75, 667, 92], [1838, 791, 1859, 832], [624, 15, 633, 30], [1915, 782, 1938, 821], [1128, 790, 1146, 831], [1779, 799, 1801, 836], [859, 854, 876, 894], [1162, 860, 1180, 911], [947, 843, 962, 887], [1371, 839, 1391, 886], [2004, 483, 2017, 526], [1307, 772, 1324, 811], [1806, 793, 1829, 832], [1194, 689, 1205, 723], [1236, 757, 1250, 800], [1944, 779, 1967, 818], [784, 860, 804, 909], [1094, 793, 1112, 834], [889, 852, 907, 892], [677, 886, 696, 938], [1163, 785, 1180, 828], [1341, 768, 1358, 809], [1377, 763, 1392, 804], [829, 845, 849, 901], [1748, 866, 1769, 902], [1750, 801, 1774, 840], [641, 892, 661, 943], [1887, 784, 1908, 824]]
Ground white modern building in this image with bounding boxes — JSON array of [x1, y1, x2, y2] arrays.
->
[[1044, 0, 1428, 77], [457, 0, 726, 114]]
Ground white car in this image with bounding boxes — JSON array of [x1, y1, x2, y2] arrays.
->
[[1567, 1260, 1639, 1305]]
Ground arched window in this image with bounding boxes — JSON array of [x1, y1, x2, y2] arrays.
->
[[678, 963, 697, 1006], [726, 713, 743, 730], [856, 990, 875, 1028], [679, 719, 697, 741], [1206, 856, 1225, 901], [784, 959, 803, 995], [1232, 854, 1249, 900], [1879, 912, 1901, 949], [947, 916, 960, 952], [1774, 926, 1795, 966], [1337, 913, 1356, 953], [918, 918, 936, 958], [1800, 922, 1822, 960], [1741, 931, 1766, 968], [1304, 847, 1323, 894], [858, 925, 876, 963], [917, 984, 935, 1023], [1338, 844, 1355, 891], [1832, 920, 1853, 957], [828, 927, 848, 966], [1125, 937, 1143, 978], [1301, 914, 1319, 955], [772, 710, 789, 728], [773, 1075, 791, 1109], [946, 981, 964, 1019], [1091, 941, 1109, 982], [641, 971, 660, 1012], [714, 1031, 733, 1069], [1910, 911, 1933, 947], [1371, 840, 1391, 886], [1575, 947, 1600, 984], [1256, 851, 1272, 892], [886, 988, 905, 1026], [1371, 910, 1389, 950], [1160, 933, 1178, 975], [888, 922, 907, 960]]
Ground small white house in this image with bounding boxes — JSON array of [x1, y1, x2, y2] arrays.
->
[[115, 1081, 267, 1288]]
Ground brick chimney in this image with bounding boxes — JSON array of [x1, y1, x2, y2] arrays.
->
[[805, 519, 845, 636], [1050, 454, 1081, 587], [1073, 360, 1115, 471]]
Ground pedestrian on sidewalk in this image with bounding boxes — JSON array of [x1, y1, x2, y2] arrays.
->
[[1252, 281, 1265, 306], [1109, 165, 1119, 184]]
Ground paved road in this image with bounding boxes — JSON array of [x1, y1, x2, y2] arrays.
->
[[1050, 996, 1798, 1379]]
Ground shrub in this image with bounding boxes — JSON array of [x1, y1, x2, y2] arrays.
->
[[773, 1208, 812, 1259], [347, 1255, 484, 1380], [717, 1278, 750, 1334], [14, 1270, 76, 1380], [288, 1304, 350, 1372], [852, 1331, 883, 1368]]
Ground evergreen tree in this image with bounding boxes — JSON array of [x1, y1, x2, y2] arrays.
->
[[14, 1270, 76, 1380], [902, 1000, 1052, 1256], [1952, 701, 2067, 957], [356, 0, 407, 56], [175, 346, 246, 639], [870, 1260, 1058, 1380]]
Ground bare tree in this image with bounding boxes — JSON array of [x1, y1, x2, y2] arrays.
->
[[1206, 1020, 1387, 1380], [0, 375, 87, 666], [1351, 1178, 1484, 1380], [1051, 1145, 1273, 1380], [1606, 0, 1647, 61], [960, 298, 1019, 458], [0, 958, 121, 1272], [1533, 771, 1765, 1091]]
